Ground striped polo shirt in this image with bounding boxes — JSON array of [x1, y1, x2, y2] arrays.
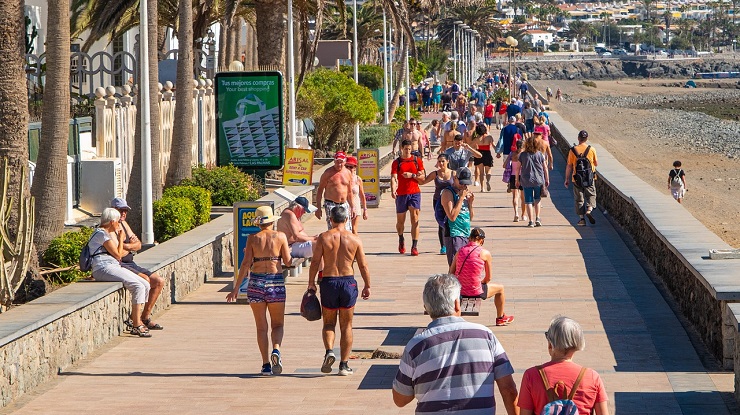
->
[[393, 316, 514, 414]]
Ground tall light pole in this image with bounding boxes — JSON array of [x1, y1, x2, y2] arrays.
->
[[472, 30, 478, 86], [505, 36, 518, 102], [287, 0, 297, 148], [453, 21, 462, 83], [404, 30, 410, 121], [352, 0, 360, 151], [388, 24, 393, 113], [460, 24, 469, 87], [382, 9, 389, 124], [139, 0, 153, 244]]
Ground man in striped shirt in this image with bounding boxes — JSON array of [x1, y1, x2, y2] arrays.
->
[[392, 274, 519, 414]]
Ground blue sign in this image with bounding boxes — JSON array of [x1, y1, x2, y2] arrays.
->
[[233, 201, 273, 299]]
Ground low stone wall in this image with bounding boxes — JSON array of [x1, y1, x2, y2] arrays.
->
[[549, 117, 740, 369], [0, 186, 312, 409], [729, 305, 740, 402]]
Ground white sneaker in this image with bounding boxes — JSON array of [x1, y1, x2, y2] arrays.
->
[[474, 181, 480, 186]]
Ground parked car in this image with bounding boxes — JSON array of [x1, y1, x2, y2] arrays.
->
[[598, 51, 612, 57], [612, 48, 628, 56]]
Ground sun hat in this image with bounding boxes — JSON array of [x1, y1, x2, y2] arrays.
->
[[346, 156, 358, 166], [334, 151, 347, 160], [253, 205, 279, 225]]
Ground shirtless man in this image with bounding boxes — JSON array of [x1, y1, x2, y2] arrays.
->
[[276, 196, 317, 258], [316, 151, 355, 231], [308, 205, 371, 376], [407, 118, 423, 157]]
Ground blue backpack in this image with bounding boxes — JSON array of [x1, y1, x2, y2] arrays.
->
[[79, 229, 105, 272], [538, 366, 587, 415]]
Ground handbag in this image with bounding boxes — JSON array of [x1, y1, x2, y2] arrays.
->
[[502, 156, 512, 183], [541, 185, 549, 198], [300, 289, 322, 321]]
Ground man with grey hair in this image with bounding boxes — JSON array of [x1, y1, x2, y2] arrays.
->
[[308, 205, 371, 376], [393, 274, 519, 414], [276, 196, 317, 258]]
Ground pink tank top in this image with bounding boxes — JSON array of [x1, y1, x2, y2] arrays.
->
[[455, 242, 485, 296]]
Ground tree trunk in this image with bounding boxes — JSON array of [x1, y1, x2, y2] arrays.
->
[[218, 20, 227, 71], [31, 0, 70, 253], [0, 0, 31, 233], [165, 0, 194, 188], [255, 0, 287, 68], [228, 23, 239, 64], [126, 0, 162, 234]]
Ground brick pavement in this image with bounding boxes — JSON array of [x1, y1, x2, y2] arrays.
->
[[4, 121, 736, 414]]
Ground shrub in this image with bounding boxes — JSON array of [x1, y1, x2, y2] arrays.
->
[[582, 80, 597, 88], [163, 185, 212, 226], [43, 227, 96, 285], [182, 165, 263, 206], [392, 105, 420, 122], [360, 125, 394, 148], [339, 64, 384, 90], [153, 196, 197, 242]]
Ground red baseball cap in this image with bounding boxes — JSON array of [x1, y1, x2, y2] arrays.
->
[[346, 156, 358, 166], [334, 151, 347, 160]]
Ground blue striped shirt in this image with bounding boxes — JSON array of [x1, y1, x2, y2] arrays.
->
[[393, 316, 514, 414]]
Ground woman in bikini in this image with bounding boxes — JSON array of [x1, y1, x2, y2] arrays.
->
[[226, 205, 292, 376], [473, 123, 495, 192]]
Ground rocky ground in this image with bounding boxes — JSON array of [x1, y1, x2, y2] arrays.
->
[[536, 79, 740, 247]]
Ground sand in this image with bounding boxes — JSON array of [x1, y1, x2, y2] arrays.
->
[[537, 79, 740, 248]]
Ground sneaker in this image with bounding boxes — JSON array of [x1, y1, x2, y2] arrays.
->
[[486, 181, 491, 191], [513, 216, 519, 222], [577, 218, 586, 226], [440, 246, 447, 255], [398, 239, 406, 254], [496, 315, 515, 326], [586, 211, 596, 224], [474, 181, 480, 186], [270, 349, 283, 375], [535, 218, 542, 227], [522, 215, 528, 222], [528, 221, 535, 228], [411, 247, 419, 256], [321, 351, 336, 373], [261, 363, 273, 376], [338, 363, 354, 376]]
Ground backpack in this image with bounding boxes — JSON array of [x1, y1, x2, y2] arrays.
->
[[395, 156, 420, 173], [670, 169, 684, 189], [538, 366, 588, 415], [571, 146, 594, 187], [79, 229, 104, 272]]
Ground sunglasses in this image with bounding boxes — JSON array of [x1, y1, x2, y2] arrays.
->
[[347, 165, 356, 169]]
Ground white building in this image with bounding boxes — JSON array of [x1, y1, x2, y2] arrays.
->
[[526, 30, 554, 48]]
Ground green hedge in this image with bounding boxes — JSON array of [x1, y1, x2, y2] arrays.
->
[[43, 227, 96, 285], [182, 165, 263, 206], [153, 196, 197, 242], [360, 125, 394, 148], [163, 185, 212, 226]]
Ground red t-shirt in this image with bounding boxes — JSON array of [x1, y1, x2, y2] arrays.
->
[[518, 361, 608, 415], [484, 104, 495, 118], [499, 103, 508, 115], [391, 156, 424, 195]]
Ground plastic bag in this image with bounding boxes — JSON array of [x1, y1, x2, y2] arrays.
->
[[300, 289, 322, 321]]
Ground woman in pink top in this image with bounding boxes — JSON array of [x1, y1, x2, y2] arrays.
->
[[518, 316, 610, 415], [449, 227, 513, 326]]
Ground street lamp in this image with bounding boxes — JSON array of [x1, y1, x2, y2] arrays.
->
[[139, 0, 153, 244], [382, 9, 389, 124], [460, 25, 469, 87], [472, 30, 479, 86], [453, 21, 462, 84], [287, 0, 296, 148], [352, 0, 360, 151], [505, 36, 518, 102]]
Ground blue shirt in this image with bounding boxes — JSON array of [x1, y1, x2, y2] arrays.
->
[[506, 104, 521, 118], [497, 124, 520, 155]]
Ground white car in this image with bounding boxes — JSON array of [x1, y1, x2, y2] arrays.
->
[[599, 51, 612, 57]]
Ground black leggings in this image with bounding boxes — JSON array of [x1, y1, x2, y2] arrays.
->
[[438, 226, 444, 248]]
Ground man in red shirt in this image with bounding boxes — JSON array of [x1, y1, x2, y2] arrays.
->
[[391, 139, 426, 256]]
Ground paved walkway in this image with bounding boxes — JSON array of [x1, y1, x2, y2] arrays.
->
[[4, 118, 736, 415]]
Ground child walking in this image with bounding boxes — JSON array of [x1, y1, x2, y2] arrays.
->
[[668, 160, 687, 203]]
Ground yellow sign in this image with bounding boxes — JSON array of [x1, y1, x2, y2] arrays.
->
[[282, 148, 314, 186], [357, 149, 380, 207]]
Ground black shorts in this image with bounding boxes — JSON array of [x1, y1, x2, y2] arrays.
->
[[320, 276, 358, 309], [509, 175, 522, 190], [474, 150, 494, 167]]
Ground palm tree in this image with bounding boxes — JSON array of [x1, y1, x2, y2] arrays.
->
[[30, 0, 71, 253], [165, 0, 194, 187], [568, 20, 596, 44], [437, 3, 503, 51], [663, 10, 674, 46]]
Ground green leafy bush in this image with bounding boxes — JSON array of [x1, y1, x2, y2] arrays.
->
[[153, 196, 197, 242], [392, 105, 420, 122], [163, 185, 212, 226], [360, 125, 394, 148], [182, 165, 263, 206], [43, 227, 96, 285], [340, 64, 384, 90]]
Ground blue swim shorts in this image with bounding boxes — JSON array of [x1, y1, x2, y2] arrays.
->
[[319, 276, 358, 310], [247, 273, 286, 304], [395, 192, 422, 214]]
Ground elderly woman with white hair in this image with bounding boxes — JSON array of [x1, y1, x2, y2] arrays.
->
[[518, 316, 609, 415], [89, 208, 152, 337]]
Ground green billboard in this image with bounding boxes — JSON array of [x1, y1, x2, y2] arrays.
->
[[215, 71, 284, 169]]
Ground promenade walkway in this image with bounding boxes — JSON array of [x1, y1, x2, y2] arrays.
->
[[4, 116, 736, 415]]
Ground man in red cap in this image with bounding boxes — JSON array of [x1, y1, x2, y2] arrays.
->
[[316, 151, 355, 231]]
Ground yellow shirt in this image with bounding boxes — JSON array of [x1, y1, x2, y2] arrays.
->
[[567, 143, 598, 179]]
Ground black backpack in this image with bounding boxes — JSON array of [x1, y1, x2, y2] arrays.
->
[[571, 145, 594, 187], [395, 156, 420, 173]]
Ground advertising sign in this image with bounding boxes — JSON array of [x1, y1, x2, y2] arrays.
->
[[282, 148, 314, 186], [233, 201, 274, 300], [357, 149, 380, 207], [215, 71, 284, 169]]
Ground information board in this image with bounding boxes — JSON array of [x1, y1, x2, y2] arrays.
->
[[282, 148, 314, 186], [357, 149, 380, 207], [233, 201, 274, 300], [215, 71, 284, 169]]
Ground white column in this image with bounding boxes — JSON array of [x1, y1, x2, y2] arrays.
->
[[139, 0, 154, 244], [404, 30, 410, 121], [382, 9, 389, 124], [287, 0, 297, 148], [352, 0, 360, 150], [453, 24, 457, 83], [388, 24, 393, 111]]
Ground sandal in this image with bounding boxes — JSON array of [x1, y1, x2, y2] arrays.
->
[[142, 318, 164, 330], [124, 318, 133, 329], [131, 324, 152, 338]]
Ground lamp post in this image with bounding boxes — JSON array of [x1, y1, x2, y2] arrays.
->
[[287, 0, 296, 148], [460, 24, 469, 87], [453, 21, 462, 84], [382, 9, 389, 124], [472, 30, 478, 86], [352, 0, 360, 150], [139, 0, 153, 244], [404, 30, 410, 121], [505, 36, 518, 102]]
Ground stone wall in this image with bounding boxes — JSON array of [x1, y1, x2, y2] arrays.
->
[[729, 305, 740, 402]]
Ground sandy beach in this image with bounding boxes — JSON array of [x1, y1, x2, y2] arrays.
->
[[535, 79, 740, 248]]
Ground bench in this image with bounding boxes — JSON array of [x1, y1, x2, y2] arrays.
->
[[282, 257, 311, 279], [380, 176, 392, 193], [424, 296, 482, 316]]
